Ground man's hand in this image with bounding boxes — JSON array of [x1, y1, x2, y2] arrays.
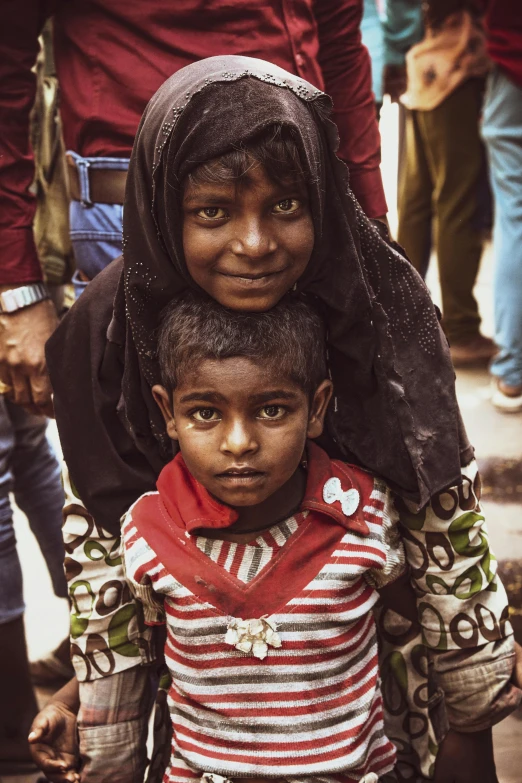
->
[[434, 728, 498, 783], [0, 295, 58, 416], [28, 699, 80, 782], [382, 64, 407, 103]]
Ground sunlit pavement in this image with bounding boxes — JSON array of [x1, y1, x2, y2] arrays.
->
[[8, 101, 522, 782]]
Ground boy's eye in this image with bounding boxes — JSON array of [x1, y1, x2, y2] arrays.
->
[[192, 408, 220, 422], [258, 405, 286, 420], [196, 207, 228, 220], [273, 199, 300, 214]]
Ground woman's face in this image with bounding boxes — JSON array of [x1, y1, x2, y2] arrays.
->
[[182, 163, 314, 311]]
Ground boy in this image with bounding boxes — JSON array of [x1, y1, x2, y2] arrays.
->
[[120, 292, 488, 783]]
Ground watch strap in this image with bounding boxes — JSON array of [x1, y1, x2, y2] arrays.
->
[[0, 283, 50, 314]]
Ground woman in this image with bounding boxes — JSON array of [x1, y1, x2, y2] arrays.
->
[[35, 57, 515, 783]]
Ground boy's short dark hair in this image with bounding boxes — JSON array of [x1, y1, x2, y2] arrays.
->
[[186, 125, 307, 189], [158, 291, 327, 397]]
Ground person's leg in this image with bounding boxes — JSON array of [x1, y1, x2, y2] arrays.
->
[[0, 398, 38, 771], [6, 403, 72, 685], [422, 79, 487, 348], [397, 108, 433, 278], [482, 67, 522, 403], [8, 401, 67, 600]]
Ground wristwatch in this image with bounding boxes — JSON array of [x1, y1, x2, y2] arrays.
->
[[0, 283, 50, 314]]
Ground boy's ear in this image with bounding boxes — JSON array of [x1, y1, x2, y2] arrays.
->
[[307, 379, 333, 439], [152, 384, 179, 441]]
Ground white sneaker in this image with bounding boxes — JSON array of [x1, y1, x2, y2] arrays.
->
[[491, 378, 522, 413]]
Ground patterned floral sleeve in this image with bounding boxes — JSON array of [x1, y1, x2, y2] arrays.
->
[[392, 458, 521, 730], [395, 458, 511, 651], [62, 464, 156, 682]]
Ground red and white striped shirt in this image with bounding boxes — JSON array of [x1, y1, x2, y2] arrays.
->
[[122, 445, 404, 783]]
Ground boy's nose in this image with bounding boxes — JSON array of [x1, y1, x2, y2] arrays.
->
[[220, 419, 258, 457], [231, 218, 277, 260]]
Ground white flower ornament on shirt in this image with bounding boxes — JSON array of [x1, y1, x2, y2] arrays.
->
[[225, 617, 281, 660], [323, 477, 360, 516]]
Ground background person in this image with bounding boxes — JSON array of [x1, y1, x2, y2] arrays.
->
[[0, 0, 387, 408], [481, 0, 522, 411], [397, 0, 495, 367], [0, 0, 389, 741], [0, 395, 66, 775]]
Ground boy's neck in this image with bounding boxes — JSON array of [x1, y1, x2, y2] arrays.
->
[[202, 466, 307, 544]]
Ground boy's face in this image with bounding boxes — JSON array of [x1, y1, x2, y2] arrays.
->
[[153, 357, 331, 510], [182, 164, 314, 312]]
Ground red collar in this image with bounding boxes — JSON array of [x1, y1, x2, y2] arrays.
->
[[156, 441, 370, 537]]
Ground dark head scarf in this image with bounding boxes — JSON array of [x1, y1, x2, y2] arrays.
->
[[48, 56, 471, 535]]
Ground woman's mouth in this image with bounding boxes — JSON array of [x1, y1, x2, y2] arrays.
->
[[218, 269, 286, 289]]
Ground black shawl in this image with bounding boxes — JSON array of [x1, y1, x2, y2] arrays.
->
[[47, 56, 471, 536]]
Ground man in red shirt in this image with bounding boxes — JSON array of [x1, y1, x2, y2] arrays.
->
[[0, 0, 386, 415], [481, 0, 522, 411], [1, 1, 387, 777]]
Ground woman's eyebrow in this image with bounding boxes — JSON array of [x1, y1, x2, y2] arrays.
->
[[183, 193, 234, 206]]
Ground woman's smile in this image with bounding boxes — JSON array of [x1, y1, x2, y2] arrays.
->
[[183, 164, 314, 311], [216, 266, 288, 288]]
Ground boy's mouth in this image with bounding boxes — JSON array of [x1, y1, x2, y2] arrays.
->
[[215, 467, 266, 484]]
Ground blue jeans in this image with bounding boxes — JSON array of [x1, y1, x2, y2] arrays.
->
[[67, 152, 128, 298], [481, 67, 522, 387], [0, 399, 66, 624]]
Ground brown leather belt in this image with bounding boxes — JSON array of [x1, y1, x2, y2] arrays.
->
[[66, 155, 127, 204]]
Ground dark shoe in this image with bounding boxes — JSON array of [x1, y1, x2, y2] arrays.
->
[[30, 636, 74, 686], [449, 334, 497, 368]]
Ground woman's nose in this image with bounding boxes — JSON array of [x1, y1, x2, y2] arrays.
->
[[230, 218, 277, 260], [220, 419, 258, 457]]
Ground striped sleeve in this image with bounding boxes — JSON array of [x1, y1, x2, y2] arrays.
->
[[121, 512, 165, 626], [365, 482, 406, 589]]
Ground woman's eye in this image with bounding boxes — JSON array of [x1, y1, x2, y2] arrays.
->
[[196, 207, 228, 220], [258, 405, 285, 420], [192, 408, 220, 422], [273, 198, 300, 214]]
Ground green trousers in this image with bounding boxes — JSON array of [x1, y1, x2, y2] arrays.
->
[[397, 78, 487, 343]]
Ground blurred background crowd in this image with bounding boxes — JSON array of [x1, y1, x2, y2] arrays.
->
[[0, 1, 521, 781]]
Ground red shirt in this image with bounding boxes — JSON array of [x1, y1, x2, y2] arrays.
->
[[0, 0, 385, 285], [485, 0, 522, 88]]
